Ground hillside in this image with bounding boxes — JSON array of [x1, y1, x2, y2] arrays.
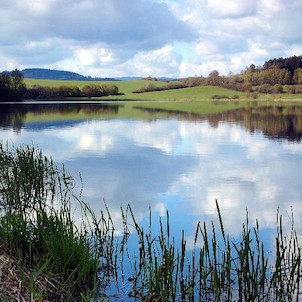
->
[[21, 68, 116, 81]]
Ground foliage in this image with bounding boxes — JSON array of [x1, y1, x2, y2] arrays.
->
[[132, 81, 187, 93], [287, 85, 302, 94], [263, 55, 302, 75], [0, 69, 26, 101], [24, 83, 119, 99]]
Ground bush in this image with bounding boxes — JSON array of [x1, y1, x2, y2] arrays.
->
[[274, 84, 284, 94], [286, 85, 302, 94], [211, 95, 230, 99], [255, 84, 274, 94]]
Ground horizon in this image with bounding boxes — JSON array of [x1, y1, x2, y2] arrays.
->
[[1, 1, 302, 79]]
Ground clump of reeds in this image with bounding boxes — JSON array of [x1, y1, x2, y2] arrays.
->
[[124, 200, 302, 301], [1, 143, 301, 301], [0, 144, 116, 301]]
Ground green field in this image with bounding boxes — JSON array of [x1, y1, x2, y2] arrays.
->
[[24, 78, 167, 96], [24, 78, 244, 100], [24, 78, 302, 105]]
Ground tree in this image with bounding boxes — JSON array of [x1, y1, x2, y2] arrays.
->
[[207, 70, 222, 86], [293, 69, 302, 84], [0, 73, 11, 101], [10, 69, 26, 100]]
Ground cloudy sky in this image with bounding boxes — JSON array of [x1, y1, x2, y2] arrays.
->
[[1, 0, 302, 78]]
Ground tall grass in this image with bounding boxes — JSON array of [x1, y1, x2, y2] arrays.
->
[[0, 144, 116, 300], [123, 200, 301, 301]]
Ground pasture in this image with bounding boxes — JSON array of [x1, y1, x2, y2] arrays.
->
[[24, 78, 302, 105]]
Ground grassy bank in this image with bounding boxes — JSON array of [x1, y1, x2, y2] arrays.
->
[[0, 144, 116, 301], [24, 78, 302, 102], [0, 144, 301, 301]]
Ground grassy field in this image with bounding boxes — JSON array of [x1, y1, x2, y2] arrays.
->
[[23, 78, 302, 122], [24, 78, 167, 96], [24, 78, 243, 100]]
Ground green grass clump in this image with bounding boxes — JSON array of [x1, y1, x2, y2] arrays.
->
[[124, 201, 302, 301], [0, 144, 114, 301]]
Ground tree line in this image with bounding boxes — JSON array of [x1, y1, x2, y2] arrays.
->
[[131, 55, 302, 95], [1, 55, 302, 101], [23, 83, 120, 99], [0, 70, 120, 102], [180, 55, 302, 94]]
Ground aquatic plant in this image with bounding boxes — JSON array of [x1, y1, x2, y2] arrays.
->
[[0, 143, 301, 301], [124, 201, 301, 301], [0, 144, 116, 300]]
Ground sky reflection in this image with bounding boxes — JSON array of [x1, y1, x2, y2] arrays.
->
[[1, 118, 302, 247]]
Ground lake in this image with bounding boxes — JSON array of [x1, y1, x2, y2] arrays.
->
[[1, 101, 302, 299]]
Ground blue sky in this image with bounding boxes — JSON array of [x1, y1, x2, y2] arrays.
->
[[0, 0, 302, 78]]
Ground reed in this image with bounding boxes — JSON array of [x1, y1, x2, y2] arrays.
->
[[124, 200, 302, 301], [0, 143, 301, 301], [0, 144, 116, 300]]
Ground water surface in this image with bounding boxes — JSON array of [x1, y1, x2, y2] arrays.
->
[[1, 102, 302, 265]]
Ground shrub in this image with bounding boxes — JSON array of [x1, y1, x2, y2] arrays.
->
[[274, 84, 284, 94], [255, 84, 274, 94], [211, 95, 230, 99]]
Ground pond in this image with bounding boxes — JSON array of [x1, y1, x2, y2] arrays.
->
[[1, 101, 302, 299]]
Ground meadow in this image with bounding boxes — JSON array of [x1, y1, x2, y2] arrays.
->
[[24, 78, 302, 102]]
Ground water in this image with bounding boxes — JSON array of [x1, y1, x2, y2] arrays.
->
[[1, 102, 302, 298]]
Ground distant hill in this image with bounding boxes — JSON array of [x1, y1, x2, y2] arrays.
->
[[21, 68, 117, 81], [20, 68, 176, 82], [115, 76, 176, 81]]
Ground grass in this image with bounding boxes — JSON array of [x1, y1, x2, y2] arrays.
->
[[24, 78, 302, 102], [0, 144, 117, 301], [0, 144, 301, 301], [24, 78, 167, 96], [123, 201, 302, 302], [23, 78, 246, 101]]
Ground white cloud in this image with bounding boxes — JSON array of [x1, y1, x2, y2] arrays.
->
[[0, 0, 301, 77], [207, 0, 257, 18], [130, 45, 182, 77]]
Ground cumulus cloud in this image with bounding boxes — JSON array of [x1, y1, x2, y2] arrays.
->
[[0, 0, 301, 77], [166, 0, 302, 76], [1, 0, 194, 46], [207, 0, 257, 19]]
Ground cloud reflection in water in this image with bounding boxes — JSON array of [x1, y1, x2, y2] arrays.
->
[[1, 118, 302, 245]]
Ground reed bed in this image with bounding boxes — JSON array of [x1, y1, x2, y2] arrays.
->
[[0, 144, 301, 301], [0, 144, 117, 301], [122, 201, 302, 302]]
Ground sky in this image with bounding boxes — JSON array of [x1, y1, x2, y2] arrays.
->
[[0, 0, 302, 78]]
